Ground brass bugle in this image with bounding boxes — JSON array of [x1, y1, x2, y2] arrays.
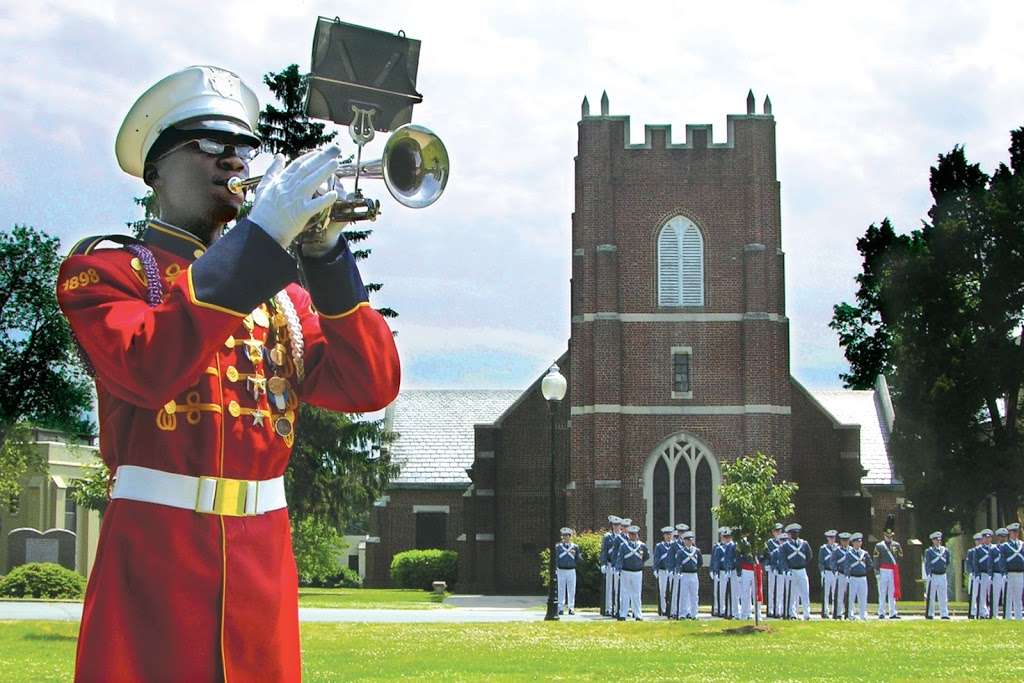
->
[[223, 124, 449, 213]]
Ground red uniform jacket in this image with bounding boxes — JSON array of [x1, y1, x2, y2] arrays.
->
[[57, 218, 400, 682]]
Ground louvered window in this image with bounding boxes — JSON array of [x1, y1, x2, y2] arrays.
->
[[657, 217, 704, 306]]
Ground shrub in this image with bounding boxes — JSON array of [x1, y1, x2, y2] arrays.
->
[[538, 530, 604, 607], [0, 562, 86, 599], [390, 549, 457, 590], [323, 567, 362, 589]]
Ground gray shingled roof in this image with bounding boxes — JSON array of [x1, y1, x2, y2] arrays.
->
[[810, 389, 897, 486], [385, 390, 521, 488]]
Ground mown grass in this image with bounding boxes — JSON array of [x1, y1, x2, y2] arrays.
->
[[297, 587, 448, 609], [2, 619, 1022, 682]]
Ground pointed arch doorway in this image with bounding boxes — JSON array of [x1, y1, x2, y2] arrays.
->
[[643, 433, 721, 558]]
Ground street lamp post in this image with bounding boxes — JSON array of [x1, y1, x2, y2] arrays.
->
[[542, 364, 567, 622]]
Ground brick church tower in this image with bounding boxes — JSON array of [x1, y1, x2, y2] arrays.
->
[[568, 91, 791, 549], [367, 91, 888, 595]]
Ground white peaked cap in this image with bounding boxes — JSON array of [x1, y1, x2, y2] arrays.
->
[[116, 66, 260, 178]]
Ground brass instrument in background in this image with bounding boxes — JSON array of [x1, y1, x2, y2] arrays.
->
[[224, 123, 449, 227]]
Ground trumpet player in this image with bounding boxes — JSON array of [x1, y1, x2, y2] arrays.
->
[[57, 65, 400, 682]]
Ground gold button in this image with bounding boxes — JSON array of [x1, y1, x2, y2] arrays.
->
[[224, 336, 235, 349], [243, 315, 254, 332], [228, 400, 241, 418], [163, 400, 176, 415], [193, 249, 204, 258], [130, 257, 142, 271], [226, 366, 239, 382]]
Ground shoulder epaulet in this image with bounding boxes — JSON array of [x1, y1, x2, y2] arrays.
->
[[67, 233, 141, 257]]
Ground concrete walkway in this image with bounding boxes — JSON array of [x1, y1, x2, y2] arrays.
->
[[0, 600, 968, 623]]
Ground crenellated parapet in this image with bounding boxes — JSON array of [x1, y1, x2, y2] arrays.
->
[[578, 89, 774, 152]]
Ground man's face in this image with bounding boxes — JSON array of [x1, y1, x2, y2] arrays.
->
[[852, 540, 862, 549], [840, 539, 849, 547], [684, 538, 693, 547], [1011, 531, 1020, 541], [789, 531, 799, 541], [561, 535, 571, 543], [663, 533, 672, 543], [826, 536, 836, 545], [150, 136, 249, 229], [932, 537, 941, 546]]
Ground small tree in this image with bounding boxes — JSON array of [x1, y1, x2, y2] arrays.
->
[[713, 452, 797, 625]]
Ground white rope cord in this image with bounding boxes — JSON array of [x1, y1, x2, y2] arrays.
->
[[273, 289, 305, 382]]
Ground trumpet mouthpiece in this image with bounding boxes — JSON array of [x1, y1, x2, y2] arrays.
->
[[225, 177, 245, 194]]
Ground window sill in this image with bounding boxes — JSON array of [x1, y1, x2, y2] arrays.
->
[[671, 391, 693, 400]]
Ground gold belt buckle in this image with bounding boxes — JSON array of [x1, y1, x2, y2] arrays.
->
[[196, 476, 255, 516]]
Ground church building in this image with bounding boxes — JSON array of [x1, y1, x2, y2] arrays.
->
[[365, 92, 909, 594]]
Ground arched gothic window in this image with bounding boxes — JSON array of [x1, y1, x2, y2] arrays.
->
[[643, 433, 720, 558], [657, 216, 704, 307]]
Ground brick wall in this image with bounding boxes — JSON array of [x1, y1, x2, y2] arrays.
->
[[364, 488, 465, 588]]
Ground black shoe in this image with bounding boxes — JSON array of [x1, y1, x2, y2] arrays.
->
[[568, 609, 575, 615], [617, 617, 626, 621], [925, 615, 933, 620], [941, 616, 950, 620], [878, 614, 885, 619], [558, 611, 564, 616], [635, 617, 643, 621], [890, 615, 900, 619]]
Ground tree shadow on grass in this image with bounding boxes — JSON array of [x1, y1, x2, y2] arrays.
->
[[700, 624, 772, 636], [23, 633, 77, 642]]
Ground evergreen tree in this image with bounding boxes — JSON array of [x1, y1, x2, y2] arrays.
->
[[832, 130, 1024, 531]]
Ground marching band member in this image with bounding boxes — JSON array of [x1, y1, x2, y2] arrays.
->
[[819, 530, 840, 619], [714, 527, 738, 618], [845, 533, 872, 620], [1002, 523, 1024, 620], [710, 528, 723, 616], [770, 530, 789, 618], [676, 531, 702, 619], [783, 523, 812, 620], [669, 523, 689, 618], [992, 528, 1009, 618], [976, 529, 995, 618], [736, 540, 757, 620], [614, 525, 649, 621], [600, 516, 622, 616], [653, 526, 675, 616], [555, 527, 580, 615], [763, 523, 783, 618], [873, 525, 903, 619], [923, 531, 950, 620], [834, 532, 852, 619], [58, 66, 400, 681], [967, 532, 984, 619]]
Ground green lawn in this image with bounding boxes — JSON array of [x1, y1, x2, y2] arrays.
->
[[3, 620, 1023, 681], [297, 587, 448, 609]]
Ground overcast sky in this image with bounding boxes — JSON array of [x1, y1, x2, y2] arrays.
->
[[2, 1, 1023, 391]]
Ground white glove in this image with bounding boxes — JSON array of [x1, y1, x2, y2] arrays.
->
[[600, 564, 607, 575], [248, 147, 341, 249], [301, 179, 348, 258]]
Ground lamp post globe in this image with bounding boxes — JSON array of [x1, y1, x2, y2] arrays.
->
[[543, 364, 566, 621]]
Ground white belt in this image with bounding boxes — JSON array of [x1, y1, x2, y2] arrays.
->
[[111, 465, 287, 517]]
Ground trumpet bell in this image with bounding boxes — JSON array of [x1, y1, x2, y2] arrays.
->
[[382, 124, 449, 209]]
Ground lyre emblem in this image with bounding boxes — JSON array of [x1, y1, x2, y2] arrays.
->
[[349, 106, 377, 146]]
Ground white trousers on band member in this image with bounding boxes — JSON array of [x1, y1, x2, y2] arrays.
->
[[978, 574, 992, 618], [679, 572, 699, 617], [836, 574, 849, 617], [656, 569, 669, 613], [738, 569, 755, 619], [619, 570, 642, 619], [926, 573, 948, 618], [766, 568, 776, 611], [604, 565, 616, 614], [848, 576, 868, 620], [992, 573, 1006, 618], [717, 571, 735, 616], [789, 568, 810, 619], [1006, 573, 1023, 620], [877, 567, 898, 616], [669, 573, 683, 616], [556, 568, 576, 611], [775, 572, 788, 616], [822, 570, 837, 615]]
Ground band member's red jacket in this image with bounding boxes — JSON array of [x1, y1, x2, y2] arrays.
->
[[57, 218, 400, 682]]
